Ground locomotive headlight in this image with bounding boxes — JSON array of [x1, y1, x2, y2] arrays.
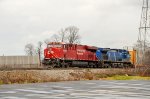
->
[[48, 51, 51, 54], [51, 51, 54, 54]]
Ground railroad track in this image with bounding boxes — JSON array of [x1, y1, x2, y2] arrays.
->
[[0, 65, 148, 71], [0, 66, 137, 71]]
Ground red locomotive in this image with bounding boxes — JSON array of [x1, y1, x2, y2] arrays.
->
[[43, 42, 100, 68]]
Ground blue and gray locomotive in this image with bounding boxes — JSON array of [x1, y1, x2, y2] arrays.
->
[[96, 48, 132, 68]]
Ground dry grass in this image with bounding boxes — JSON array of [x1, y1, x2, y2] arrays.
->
[[69, 69, 94, 80], [69, 68, 136, 80], [135, 66, 150, 77], [69, 68, 150, 80], [0, 70, 63, 84], [0, 68, 150, 84]]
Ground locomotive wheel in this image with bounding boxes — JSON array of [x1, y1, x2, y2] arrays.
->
[[123, 64, 129, 68], [104, 64, 110, 68], [89, 62, 95, 68], [47, 64, 56, 69], [61, 63, 65, 68], [61, 61, 67, 68], [66, 63, 71, 68]]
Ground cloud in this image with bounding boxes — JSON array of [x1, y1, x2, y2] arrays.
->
[[0, 0, 142, 55]]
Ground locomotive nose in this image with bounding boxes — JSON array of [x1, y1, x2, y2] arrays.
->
[[48, 50, 54, 54], [47, 48, 51, 54]]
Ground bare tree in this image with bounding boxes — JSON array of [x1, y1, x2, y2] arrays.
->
[[65, 26, 80, 44], [51, 34, 60, 42], [135, 40, 150, 64], [44, 34, 59, 45], [59, 28, 67, 42], [36, 41, 43, 66], [44, 26, 81, 44], [25, 43, 35, 56], [47, 31, 66, 43]]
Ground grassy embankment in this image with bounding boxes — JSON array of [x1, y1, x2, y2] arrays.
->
[[0, 68, 150, 84], [106, 76, 150, 80], [70, 68, 150, 80]]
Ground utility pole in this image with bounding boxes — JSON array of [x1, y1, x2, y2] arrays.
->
[[137, 0, 150, 65]]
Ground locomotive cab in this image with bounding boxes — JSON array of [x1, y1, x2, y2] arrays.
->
[[44, 42, 64, 59], [43, 42, 64, 67]]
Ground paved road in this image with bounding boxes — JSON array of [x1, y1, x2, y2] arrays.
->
[[0, 80, 150, 99]]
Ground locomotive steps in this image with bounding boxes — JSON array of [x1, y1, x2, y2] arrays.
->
[[0, 68, 150, 84]]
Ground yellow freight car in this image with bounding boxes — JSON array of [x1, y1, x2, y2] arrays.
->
[[129, 50, 136, 65]]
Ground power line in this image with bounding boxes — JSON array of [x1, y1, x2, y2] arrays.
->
[[137, 0, 150, 65]]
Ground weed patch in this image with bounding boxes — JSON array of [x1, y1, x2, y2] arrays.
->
[[107, 75, 150, 80]]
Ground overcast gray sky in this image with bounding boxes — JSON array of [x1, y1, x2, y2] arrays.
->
[[0, 0, 141, 55]]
